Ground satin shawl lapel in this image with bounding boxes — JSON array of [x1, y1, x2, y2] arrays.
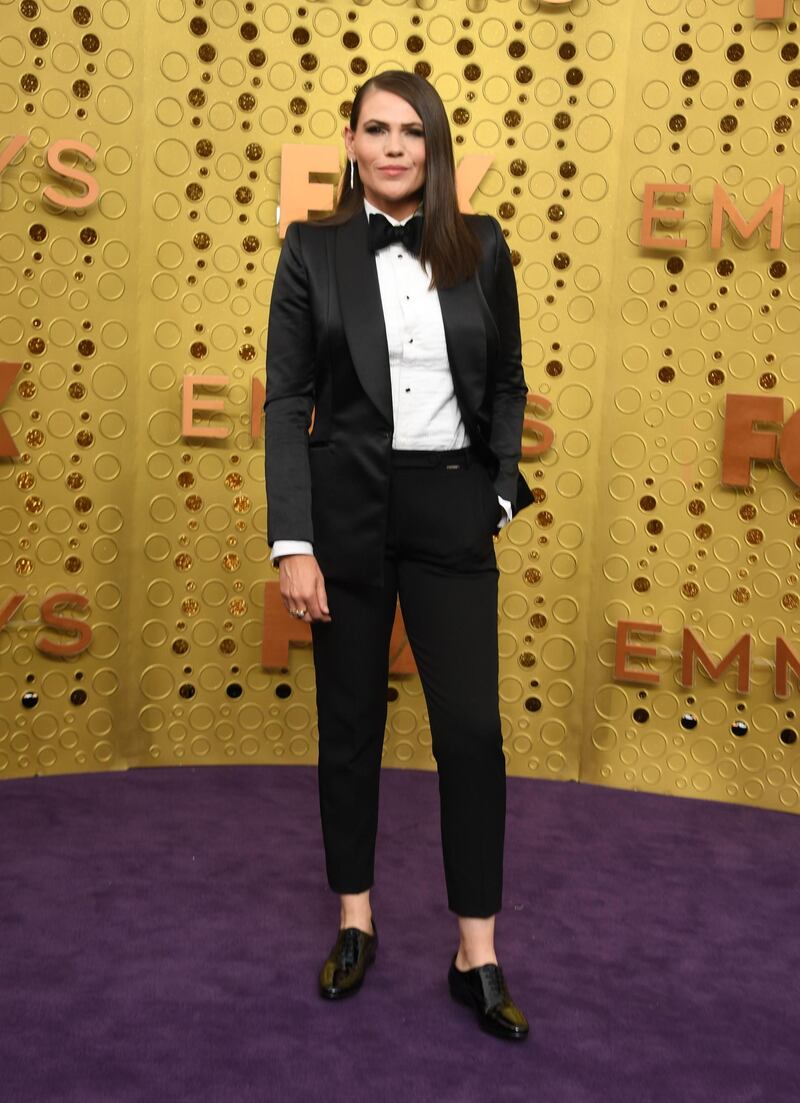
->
[[437, 275, 487, 419], [335, 212, 393, 427]]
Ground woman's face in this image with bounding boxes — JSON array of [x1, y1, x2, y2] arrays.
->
[[344, 88, 426, 221]]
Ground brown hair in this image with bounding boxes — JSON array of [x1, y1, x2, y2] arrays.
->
[[322, 70, 482, 289]]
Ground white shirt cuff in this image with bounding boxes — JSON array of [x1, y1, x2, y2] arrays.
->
[[496, 496, 512, 530], [271, 540, 314, 562]]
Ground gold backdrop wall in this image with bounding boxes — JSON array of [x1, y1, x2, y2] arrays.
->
[[1, 0, 799, 813]]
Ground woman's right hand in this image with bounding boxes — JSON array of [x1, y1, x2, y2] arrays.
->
[[278, 555, 331, 624]]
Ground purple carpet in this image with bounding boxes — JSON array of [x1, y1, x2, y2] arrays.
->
[[0, 765, 797, 1103]]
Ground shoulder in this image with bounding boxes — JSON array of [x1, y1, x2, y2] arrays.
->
[[462, 211, 503, 251]]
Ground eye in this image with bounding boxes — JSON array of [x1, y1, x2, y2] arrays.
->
[[407, 129, 424, 138], [364, 123, 384, 134]]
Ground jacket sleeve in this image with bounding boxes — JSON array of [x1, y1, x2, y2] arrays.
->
[[264, 221, 315, 547], [485, 215, 529, 511]]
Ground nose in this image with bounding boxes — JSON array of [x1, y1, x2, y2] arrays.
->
[[383, 129, 405, 156]]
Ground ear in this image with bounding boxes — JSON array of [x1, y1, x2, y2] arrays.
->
[[343, 126, 355, 160]]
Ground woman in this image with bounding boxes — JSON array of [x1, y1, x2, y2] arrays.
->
[[264, 70, 533, 1041]]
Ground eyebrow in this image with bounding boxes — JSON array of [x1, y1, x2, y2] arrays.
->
[[361, 118, 424, 129]]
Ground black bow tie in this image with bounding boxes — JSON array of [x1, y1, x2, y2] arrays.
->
[[367, 212, 424, 256]]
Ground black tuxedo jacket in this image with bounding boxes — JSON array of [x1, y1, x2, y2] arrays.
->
[[264, 207, 534, 584]]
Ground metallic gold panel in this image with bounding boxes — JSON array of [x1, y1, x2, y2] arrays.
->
[[0, 0, 798, 815]]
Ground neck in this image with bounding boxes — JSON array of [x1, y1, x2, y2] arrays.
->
[[363, 189, 422, 222]]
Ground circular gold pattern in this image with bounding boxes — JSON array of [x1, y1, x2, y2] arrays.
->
[[732, 587, 750, 605], [0, 1, 795, 812], [739, 504, 757, 522]]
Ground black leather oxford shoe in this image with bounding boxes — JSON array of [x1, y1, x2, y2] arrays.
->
[[448, 955, 529, 1041], [318, 920, 378, 1000]]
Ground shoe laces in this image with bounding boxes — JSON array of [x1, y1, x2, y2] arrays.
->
[[479, 965, 507, 1009], [339, 928, 362, 970]]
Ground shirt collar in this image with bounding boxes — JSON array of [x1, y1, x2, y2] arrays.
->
[[363, 196, 423, 227]]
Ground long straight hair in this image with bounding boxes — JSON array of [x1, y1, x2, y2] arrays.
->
[[322, 70, 482, 289]]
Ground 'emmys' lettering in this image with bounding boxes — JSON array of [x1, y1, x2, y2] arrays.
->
[[522, 394, 555, 459], [614, 621, 800, 699], [0, 362, 22, 457], [721, 394, 800, 487], [0, 593, 92, 655], [755, 0, 786, 18], [641, 183, 784, 250], [0, 136, 99, 208]]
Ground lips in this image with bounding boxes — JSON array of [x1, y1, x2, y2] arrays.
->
[[376, 166, 409, 174]]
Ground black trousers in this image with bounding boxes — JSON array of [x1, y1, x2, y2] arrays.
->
[[310, 446, 505, 918]]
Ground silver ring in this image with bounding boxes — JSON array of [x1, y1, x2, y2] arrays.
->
[[289, 608, 306, 619]]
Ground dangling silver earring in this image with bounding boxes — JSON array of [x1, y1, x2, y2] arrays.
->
[[349, 158, 355, 190]]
